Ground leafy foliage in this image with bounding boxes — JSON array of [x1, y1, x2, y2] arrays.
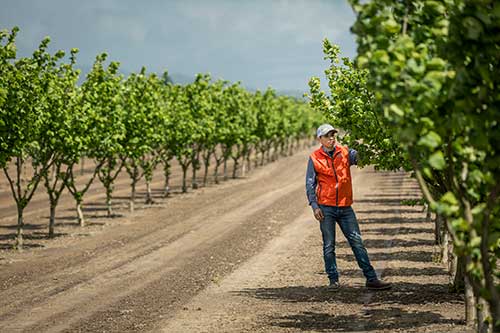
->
[[308, 0, 499, 329], [1, 26, 322, 248]]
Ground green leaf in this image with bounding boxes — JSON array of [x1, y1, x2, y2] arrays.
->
[[441, 191, 458, 205], [388, 104, 405, 117], [470, 236, 481, 248], [382, 17, 400, 34], [372, 50, 390, 65], [451, 217, 469, 231], [463, 16, 483, 40], [428, 151, 445, 170], [418, 131, 442, 149], [426, 58, 446, 71], [422, 166, 433, 180]]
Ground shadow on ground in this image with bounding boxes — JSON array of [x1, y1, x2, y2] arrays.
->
[[340, 266, 447, 278], [357, 217, 425, 224], [0, 231, 69, 250], [265, 307, 464, 332], [364, 226, 434, 236], [236, 281, 463, 306], [362, 238, 435, 248], [339, 250, 433, 263], [355, 209, 419, 215], [236, 281, 465, 331]]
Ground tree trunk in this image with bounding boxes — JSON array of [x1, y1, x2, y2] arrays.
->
[[232, 157, 239, 179], [130, 180, 136, 213], [106, 185, 113, 217], [162, 159, 171, 198], [203, 159, 210, 186], [241, 157, 246, 177], [191, 163, 198, 189], [425, 203, 432, 222], [76, 200, 85, 227], [43, 163, 66, 239], [476, 297, 491, 333], [464, 273, 477, 328], [214, 163, 219, 184], [48, 202, 56, 238], [181, 164, 188, 193], [141, 154, 157, 205], [202, 148, 213, 187], [254, 147, 260, 169], [212, 147, 224, 185], [213, 160, 222, 184], [449, 252, 465, 292], [16, 207, 24, 250], [98, 157, 123, 218], [126, 162, 139, 212], [441, 228, 449, 266], [273, 142, 281, 161], [223, 158, 228, 181], [435, 213, 443, 245], [246, 149, 252, 173], [191, 149, 201, 190], [145, 180, 153, 204], [6, 156, 46, 250], [65, 161, 102, 229], [280, 140, 287, 157], [480, 195, 500, 331]]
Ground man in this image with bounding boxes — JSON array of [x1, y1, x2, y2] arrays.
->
[[305, 123, 391, 290]]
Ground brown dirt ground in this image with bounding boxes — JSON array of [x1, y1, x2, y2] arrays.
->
[[0, 147, 471, 332]]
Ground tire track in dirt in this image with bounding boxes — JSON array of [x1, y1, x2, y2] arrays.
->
[[157, 205, 316, 333], [154, 166, 384, 332], [0, 152, 296, 291]]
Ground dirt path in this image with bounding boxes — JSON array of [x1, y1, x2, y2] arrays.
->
[[0, 148, 469, 332], [157, 163, 469, 333]]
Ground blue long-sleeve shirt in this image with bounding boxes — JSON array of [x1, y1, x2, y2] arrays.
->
[[305, 146, 358, 210]]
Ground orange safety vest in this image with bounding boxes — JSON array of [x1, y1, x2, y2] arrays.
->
[[310, 145, 353, 207]]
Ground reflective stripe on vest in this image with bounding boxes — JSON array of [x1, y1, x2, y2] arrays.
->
[[310, 146, 353, 207]]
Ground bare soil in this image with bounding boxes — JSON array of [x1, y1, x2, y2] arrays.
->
[[0, 148, 470, 332]]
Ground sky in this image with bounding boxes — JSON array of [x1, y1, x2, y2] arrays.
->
[[1, 0, 357, 93]]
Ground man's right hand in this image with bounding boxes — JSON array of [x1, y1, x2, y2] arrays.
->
[[313, 208, 324, 222]]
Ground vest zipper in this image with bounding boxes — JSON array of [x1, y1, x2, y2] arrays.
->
[[331, 152, 340, 206]]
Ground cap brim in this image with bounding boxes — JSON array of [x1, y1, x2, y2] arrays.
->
[[318, 129, 337, 137]]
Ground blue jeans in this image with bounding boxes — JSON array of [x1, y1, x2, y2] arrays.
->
[[319, 205, 377, 282]]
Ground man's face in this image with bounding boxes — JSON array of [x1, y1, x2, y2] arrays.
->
[[318, 130, 336, 150]]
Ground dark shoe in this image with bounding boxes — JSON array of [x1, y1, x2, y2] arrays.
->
[[366, 279, 391, 290], [328, 280, 340, 290]]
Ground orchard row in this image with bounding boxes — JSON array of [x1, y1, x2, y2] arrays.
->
[[308, 1, 499, 330], [0, 27, 321, 249]]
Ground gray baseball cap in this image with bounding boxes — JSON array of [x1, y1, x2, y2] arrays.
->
[[316, 124, 337, 138]]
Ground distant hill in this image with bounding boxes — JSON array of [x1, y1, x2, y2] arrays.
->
[[243, 86, 307, 100], [74, 66, 305, 99], [75, 65, 194, 85], [169, 72, 194, 85], [276, 89, 307, 100]]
